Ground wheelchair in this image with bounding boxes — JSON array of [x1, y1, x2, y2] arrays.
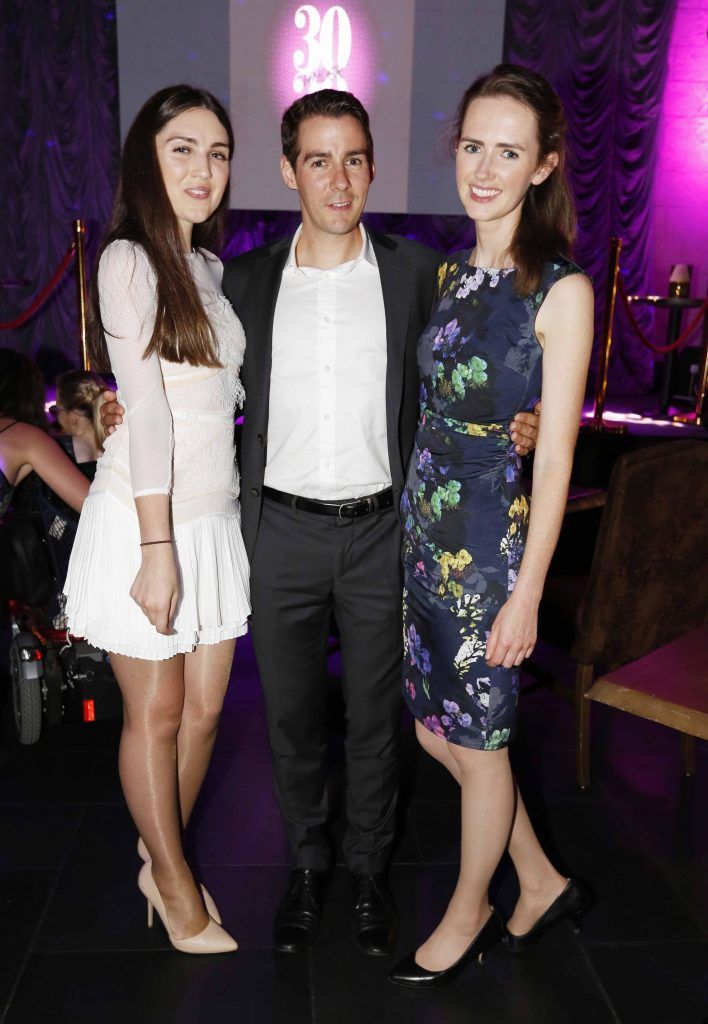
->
[[2, 476, 121, 745]]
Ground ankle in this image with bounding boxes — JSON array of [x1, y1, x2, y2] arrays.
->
[[151, 863, 194, 894], [518, 872, 567, 900], [440, 904, 490, 938]]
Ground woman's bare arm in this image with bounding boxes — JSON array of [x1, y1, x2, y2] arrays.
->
[[485, 273, 594, 668], [1, 422, 89, 512]]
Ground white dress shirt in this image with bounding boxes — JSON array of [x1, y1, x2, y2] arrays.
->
[[264, 224, 391, 501]]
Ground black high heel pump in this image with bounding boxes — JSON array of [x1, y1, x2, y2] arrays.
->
[[502, 878, 594, 952], [388, 908, 505, 988]]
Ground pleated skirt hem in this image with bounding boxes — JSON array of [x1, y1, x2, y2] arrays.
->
[[64, 492, 250, 661]]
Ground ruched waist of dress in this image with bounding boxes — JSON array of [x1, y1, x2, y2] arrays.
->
[[419, 411, 510, 439], [413, 413, 516, 479]]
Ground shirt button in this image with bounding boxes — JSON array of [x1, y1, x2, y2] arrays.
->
[[324, 316, 330, 323], [324, 365, 330, 372], [324, 414, 330, 421], [250, 488, 259, 497]]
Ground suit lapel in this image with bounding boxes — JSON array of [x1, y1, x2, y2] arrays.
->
[[243, 240, 290, 435], [371, 232, 410, 485]]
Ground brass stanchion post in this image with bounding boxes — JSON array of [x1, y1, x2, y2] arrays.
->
[[585, 236, 625, 432], [672, 307, 708, 427], [73, 219, 89, 370]]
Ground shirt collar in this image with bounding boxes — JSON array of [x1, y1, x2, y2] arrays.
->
[[283, 223, 377, 276]]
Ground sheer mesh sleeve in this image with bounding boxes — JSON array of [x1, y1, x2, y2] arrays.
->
[[98, 240, 173, 497]]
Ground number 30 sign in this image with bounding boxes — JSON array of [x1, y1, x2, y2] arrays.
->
[[292, 4, 353, 93], [270, 2, 374, 112]]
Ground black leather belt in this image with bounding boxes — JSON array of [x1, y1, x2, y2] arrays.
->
[[263, 485, 394, 519]]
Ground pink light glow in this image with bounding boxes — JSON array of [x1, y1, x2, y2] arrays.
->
[[651, 1, 708, 296], [270, 3, 378, 117]]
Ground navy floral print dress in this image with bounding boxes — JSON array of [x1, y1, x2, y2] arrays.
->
[[402, 252, 585, 750]]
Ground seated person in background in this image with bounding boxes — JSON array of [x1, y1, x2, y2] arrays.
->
[[0, 348, 89, 617], [0, 348, 89, 517], [51, 369, 109, 482]]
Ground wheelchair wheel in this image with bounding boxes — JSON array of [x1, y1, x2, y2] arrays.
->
[[10, 639, 43, 745]]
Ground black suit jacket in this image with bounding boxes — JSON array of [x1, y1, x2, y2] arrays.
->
[[222, 230, 440, 562]]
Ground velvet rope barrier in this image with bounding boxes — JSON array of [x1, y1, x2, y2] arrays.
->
[[617, 275, 708, 355], [0, 243, 76, 331]]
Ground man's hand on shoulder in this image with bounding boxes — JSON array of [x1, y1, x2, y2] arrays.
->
[[99, 389, 125, 435], [510, 402, 541, 456]]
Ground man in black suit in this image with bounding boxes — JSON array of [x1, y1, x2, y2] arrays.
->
[[222, 90, 538, 957]]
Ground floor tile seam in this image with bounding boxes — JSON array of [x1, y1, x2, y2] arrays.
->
[[586, 938, 708, 948], [596, 776, 708, 939], [27, 944, 297, 954], [577, 939, 623, 1024], [0, 800, 123, 807], [0, 805, 87, 1024], [194, 861, 295, 868], [307, 949, 318, 1024]]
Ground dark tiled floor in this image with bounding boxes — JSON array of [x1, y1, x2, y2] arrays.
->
[[0, 635, 706, 1024]]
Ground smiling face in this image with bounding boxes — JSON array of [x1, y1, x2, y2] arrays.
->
[[280, 114, 375, 243], [155, 107, 231, 250], [455, 95, 558, 237]]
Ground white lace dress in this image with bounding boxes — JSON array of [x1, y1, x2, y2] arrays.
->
[[64, 240, 250, 659]]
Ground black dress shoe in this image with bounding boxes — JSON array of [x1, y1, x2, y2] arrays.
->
[[388, 907, 504, 987], [274, 868, 328, 953], [502, 878, 594, 952], [351, 873, 397, 956]]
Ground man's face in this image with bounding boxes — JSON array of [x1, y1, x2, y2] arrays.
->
[[280, 115, 375, 241]]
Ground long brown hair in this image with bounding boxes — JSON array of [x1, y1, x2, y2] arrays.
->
[[89, 85, 234, 371], [453, 64, 576, 295], [56, 369, 109, 451]]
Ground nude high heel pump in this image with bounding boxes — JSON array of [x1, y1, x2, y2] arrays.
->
[[137, 836, 222, 925], [138, 862, 237, 954]]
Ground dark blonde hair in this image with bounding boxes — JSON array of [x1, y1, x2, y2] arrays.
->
[[89, 84, 234, 371], [453, 63, 576, 295], [56, 370, 109, 451]]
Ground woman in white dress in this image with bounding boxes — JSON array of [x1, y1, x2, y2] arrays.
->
[[64, 85, 249, 954]]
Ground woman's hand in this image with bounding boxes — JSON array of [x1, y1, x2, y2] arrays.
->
[[99, 390, 125, 436], [485, 592, 538, 668], [129, 544, 179, 635]]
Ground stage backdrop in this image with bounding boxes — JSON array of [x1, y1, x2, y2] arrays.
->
[[0, 0, 692, 394], [116, 0, 506, 214]]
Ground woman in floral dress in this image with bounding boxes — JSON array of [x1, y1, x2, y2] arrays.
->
[[390, 65, 594, 986]]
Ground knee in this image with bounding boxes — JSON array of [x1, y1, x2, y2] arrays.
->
[[182, 695, 224, 737], [123, 697, 183, 741]]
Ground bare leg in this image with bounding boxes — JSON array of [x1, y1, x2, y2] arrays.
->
[[415, 721, 567, 940], [415, 720, 462, 783], [111, 652, 207, 940], [177, 639, 236, 826], [505, 791, 566, 935], [415, 739, 514, 971]]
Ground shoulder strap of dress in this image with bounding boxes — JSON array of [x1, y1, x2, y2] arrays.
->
[[0, 420, 18, 436], [532, 258, 587, 310]]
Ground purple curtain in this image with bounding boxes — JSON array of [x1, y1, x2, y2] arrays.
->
[[221, 211, 474, 263], [0, 1, 119, 374], [0, 1, 677, 396], [504, 0, 678, 393]]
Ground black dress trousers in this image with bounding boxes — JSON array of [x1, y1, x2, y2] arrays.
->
[[249, 495, 404, 874]]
